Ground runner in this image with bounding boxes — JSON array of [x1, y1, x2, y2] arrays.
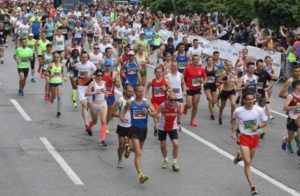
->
[[89, 44, 104, 69], [146, 66, 171, 136], [254, 59, 273, 120], [37, 32, 51, 77], [102, 59, 120, 134], [66, 48, 80, 108], [46, 52, 67, 117], [75, 51, 97, 130], [156, 93, 183, 172], [13, 38, 33, 96], [183, 54, 206, 126], [112, 84, 135, 167], [218, 60, 238, 129], [204, 56, 219, 120], [85, 69, 108, 146], [161, 52, 172, 75], [27, 33, 37, 83], [124, 50, 139, 87], [136, 44, 151, 86], [0, 20, 6, 64], [120, 85, 157, 184], [282, 80, 300, 154], [231, 91, 267, 195], [174, 43, 188, 73], [42, 44, 53, 101], [52, 28, 65, 59], [44, 17, 54, 42]]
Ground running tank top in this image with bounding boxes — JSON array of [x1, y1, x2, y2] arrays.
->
[[93, 81, 106, 101], [43, 53, 53, 70], [55, 35, 64, 51], [243, 75, 257, 94], [176, 52, 188, 73], [159, 101, 179, 131], [118, 96, 134, 128], [130, 99, 148, 128], [213, 61, 224, 72], [151, 78, 167, 104], [49, 63, 62, 84], [205, 66, 217, 84], [288, 93, 300, 119], [46, 23, 54, 37], [102, 71, 115, 96], [125, 60, 139, 87], [166, 72, 183, 99]]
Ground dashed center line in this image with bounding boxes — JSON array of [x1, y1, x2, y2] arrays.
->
[[10, 99, 32, 121]]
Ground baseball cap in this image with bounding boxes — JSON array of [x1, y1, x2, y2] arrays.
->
[[128, 51, 135, 55]]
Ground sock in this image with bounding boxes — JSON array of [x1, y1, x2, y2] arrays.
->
[[57, 96, 62, 112], [172, 159, 177, 164], [88, 121, 94, 130], [72, 89, 77, 102], [101, 124, 107, 141], [164, 157, 168, 161]]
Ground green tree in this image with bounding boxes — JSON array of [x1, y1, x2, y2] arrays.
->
[[254, 0, 300, 29], [224, 0, 255, 22]]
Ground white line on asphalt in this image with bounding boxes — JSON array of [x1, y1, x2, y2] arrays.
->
[[271, 109, 288, 118], [40, 137, 84, 186], [10, 99, 32, 121], [182, 127, 299, 196]]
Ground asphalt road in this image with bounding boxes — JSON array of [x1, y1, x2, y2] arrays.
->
[[0, 43, 299, 196]]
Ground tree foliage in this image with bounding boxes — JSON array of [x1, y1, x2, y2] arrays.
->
[[141, 0, 300, 29]]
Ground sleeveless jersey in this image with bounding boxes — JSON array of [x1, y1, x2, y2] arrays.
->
[[125, 60, 139, 87], [166, 72, 183, 99], [130, 99, 148, 128], [176, 52, 188, 73], [288, 93, 300, 119], [102, 71, 115, 96], [151, 78, 167, 105], [159, 101, 179, 131]]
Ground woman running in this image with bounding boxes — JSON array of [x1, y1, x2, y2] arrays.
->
[[85, 69, 108, 146], [42, 44, 53, 101], [66, 49, 80, 108], [136, 45, 151, 86]]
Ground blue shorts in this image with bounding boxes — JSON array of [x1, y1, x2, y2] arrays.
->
[[49, 83, 62, 87], [76, 38, 82, 45], [106, 95, 115, 106]]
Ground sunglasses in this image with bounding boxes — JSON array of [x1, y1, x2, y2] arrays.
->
[[94, 48, 99, 49], [169, 99, 176, 101]]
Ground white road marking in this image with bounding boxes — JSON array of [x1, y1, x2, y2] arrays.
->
[[40, 137, 84, 186], [271, 109, 288, 118], [182, 127, 299, 196], [10, 99, 32, 121]]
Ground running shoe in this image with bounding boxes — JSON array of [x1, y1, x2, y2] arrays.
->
[[101, 140, 107, 146], [250, 186, 258, 195], [85, 127, 93, 136], [1, 60, 4, 64], [294, 135, 300, 148], [268, 115, 274, 120], [18, 90, 22, 96], [190, 120, 197, 126], [281, 140, 287, 151], [235, 96, 240, 105], [124, 144, 132, 158], [161, 160, 168, 169], [20, 90, 24, 96], [106, 128, 110, 135], [258, 129, 265, 139], [298, 157, 300, 164], [138, 172, 149, 184], [287, 144, 294, 153], [233, 152, 242, 164], [31, 78, 36, 83], [210, 114, 215, 120], [117, 160, 124, 168], [218, 117, 222, 125], [73, 102, 78, 108], [44, 95, 49, 101], [172, 162, 180, 172], [297, 148, 300, 157], [56, 112, 61, 118]]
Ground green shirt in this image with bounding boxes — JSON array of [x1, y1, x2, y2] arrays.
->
[[27, 39, 36, 50], [37, 39, 50, 55], [15, 47, 33, 68], [153, 31, 162, 46], [137, 39, 149, 56]]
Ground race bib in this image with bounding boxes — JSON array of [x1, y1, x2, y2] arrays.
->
[[28, 45, 34, 49], [154, 87, 165, 97], [106, 87, 113, 93], [257, 82, 263, 90], [53, 72, 60, 77], [57, 41, 63, 45], [178, 62, 187, 68], [243, 119, 257, 130], [192, 78, 201, 87], [207, 76, 215, 83], [62, 29, 68, 34], [173, 88, 180, 93], [133, 110, 147, 119], [20, 57, 28, 63], [68, 70, 74, 77], [294, 108, 300, 116], [79, 71, 88, 77], [128, 67, 137, 75]]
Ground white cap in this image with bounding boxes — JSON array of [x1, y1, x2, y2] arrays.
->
[[28, 33, 34, 36], [128, 51, 135, 55]]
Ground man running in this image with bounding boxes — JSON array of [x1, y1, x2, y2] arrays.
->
[[183, 54, 206, 126], [120, 85, 157, 184], [157, 93, 183, 172], [232, 91, 267, 195]]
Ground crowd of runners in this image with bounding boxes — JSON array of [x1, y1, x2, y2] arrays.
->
[[0, 0, 299, 195]]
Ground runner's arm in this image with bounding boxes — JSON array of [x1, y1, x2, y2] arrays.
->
[[146, 100, 157, 118], [85, 81, 95, 97], [279, 80, 291, 99], [283, 94, 298, 111]]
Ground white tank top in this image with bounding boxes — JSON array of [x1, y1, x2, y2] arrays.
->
[[55, 35, 65, 51], [118, 96, 134, 128], [166, 72, 183, 99], [93, 81, 106, 101]]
